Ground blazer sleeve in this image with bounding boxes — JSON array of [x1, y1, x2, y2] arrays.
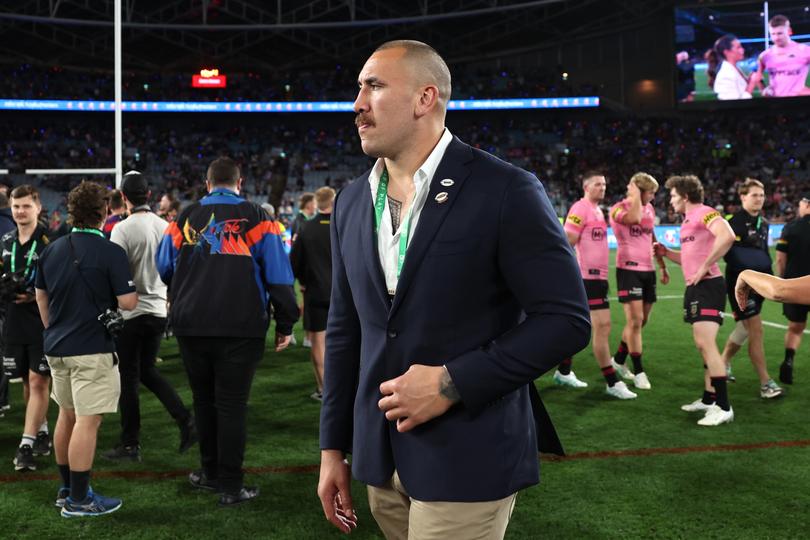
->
[[714, 64, 751, 100], [319, 190, 362, 453], [445, 172, 592, 416]]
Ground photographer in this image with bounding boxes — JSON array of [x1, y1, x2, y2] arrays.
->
[[104, 171, 196, 462], [2, 186, 52, 471], [35, 181, 137, 517]]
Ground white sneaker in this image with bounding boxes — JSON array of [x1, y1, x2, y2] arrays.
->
[[633, 372, 651, 390], [605, 381, 637, 400], [611, 358, 634, 380], [552, 370, 588, 388], [697, 405, 734, 426], [681, 399, 713, 412], [302, 336, 312, 348]]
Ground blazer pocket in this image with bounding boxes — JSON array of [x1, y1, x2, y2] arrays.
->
[[429, 237, 481, 256]]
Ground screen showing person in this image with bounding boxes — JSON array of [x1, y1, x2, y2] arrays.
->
[[674, 2, 810, 103]]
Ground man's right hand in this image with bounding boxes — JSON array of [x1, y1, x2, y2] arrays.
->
[[275, 332, 292, 352], [318, 450, 358, 534]]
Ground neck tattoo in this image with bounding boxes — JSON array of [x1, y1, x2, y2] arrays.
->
[[388, 196, 402, 233]]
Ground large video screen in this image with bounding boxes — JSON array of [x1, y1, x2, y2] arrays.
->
[[675, 1, 810, 103]]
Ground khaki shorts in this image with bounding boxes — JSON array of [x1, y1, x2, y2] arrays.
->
[[47, 353, 120, 416]]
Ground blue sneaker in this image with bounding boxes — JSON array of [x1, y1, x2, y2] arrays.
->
[[60, 490, 122, 518], [55, 486, 70, 508]]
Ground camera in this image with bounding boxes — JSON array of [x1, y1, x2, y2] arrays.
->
[[98, 308, 125, 337], [0, 272, 32, 303]]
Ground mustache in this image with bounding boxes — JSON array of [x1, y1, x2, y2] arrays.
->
[[355, 115, 374, 127]]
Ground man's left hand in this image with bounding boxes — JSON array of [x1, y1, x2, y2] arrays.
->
[[687, 264, 708, 286], [378, 365, 459, 433]]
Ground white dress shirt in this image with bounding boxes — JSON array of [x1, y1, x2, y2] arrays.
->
[[714, 60, 752, 100], [367, 128, 454, 295]]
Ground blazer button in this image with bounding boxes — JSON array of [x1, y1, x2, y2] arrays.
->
[[387, 330, 398, 339]]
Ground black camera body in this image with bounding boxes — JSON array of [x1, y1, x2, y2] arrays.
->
[[0, 272, 32, 303], [98, 308, 125, 337]]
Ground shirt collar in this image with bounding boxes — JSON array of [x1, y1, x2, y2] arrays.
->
[[206, 187, 240, 198], [368, 128, 454, 191]]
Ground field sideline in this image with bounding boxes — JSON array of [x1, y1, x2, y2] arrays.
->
[[1, 252, 808, 539]]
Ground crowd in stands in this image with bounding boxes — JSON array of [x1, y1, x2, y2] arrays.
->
[[2, 112, 808, 228], [0, 64, 598, 102]]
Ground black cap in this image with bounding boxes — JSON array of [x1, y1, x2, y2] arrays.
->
[[121, 170, 149, 201]]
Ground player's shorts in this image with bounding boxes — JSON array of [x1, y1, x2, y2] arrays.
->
[[3, 343, 50, 379], [303, 298, 329, 333], [783, 302, 810, 324], [616, 269, 657, 304], [683, 276, 726, 325], [727, 283, 763, 322], [583, 279, 609, 310]]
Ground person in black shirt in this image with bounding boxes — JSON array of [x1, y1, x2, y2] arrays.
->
[[720, 179, 783, 399], [2, 186, 52, 471], [775, 192, 810, 383], [0, 192, 16, 415], [290, 187, 334, 401], [35, 181, 138, 516], [290, 192, 316, 243]]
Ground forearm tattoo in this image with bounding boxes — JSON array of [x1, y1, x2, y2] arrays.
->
[[440, 366, 461, 403], [388, 196, 402, 233]]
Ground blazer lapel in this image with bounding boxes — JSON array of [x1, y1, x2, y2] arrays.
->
[[356, 171, 391, 309], [389, 138, 473, 318]]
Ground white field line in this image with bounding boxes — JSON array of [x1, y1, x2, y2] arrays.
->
[[607, 294, 810, 334]]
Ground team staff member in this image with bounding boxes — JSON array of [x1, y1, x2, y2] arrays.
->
[[658, 175, 735, 426], [157, 157, 298, 507], [105, 171, 196, 462], [36, 181, 138, 517], [774, 193, 810, 383], [2, 185, 52, 471], [609, 173, 668, 391], [561, 172, 636, 398], [720, 179, 782, 398], [290, 187, 335, 402], [317, 40, 590, 538], [0, 193, 15, 416]]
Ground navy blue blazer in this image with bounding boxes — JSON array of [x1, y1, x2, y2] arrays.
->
[[320, 136, 590, 502]]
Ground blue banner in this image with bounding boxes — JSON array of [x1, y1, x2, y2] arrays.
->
[[606, 224, 785, 249], [0, 96, 599, 113]]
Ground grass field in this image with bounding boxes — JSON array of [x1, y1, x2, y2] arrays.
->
[[692, 62, 810, 101], [1, 251, 809, 539]]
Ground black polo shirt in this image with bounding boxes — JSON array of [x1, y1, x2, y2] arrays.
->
[[290, 211, 332, 306], [724, 210, 772, 283], [777, 215, 810, 279], [1, 225, 50, 345], [35, 230, 136, 356]]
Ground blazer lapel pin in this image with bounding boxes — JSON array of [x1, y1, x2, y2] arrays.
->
[[435, 192, 449, 204], [440, 178, 454, 187]]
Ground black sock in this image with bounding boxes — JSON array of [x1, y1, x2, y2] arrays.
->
[[601, 366, 619, 386], [630, 353, 644, 374], [614, 341, 629, 365], [58, 464, 71, 488], [701, 390, 716, 405], [70, 470, 91, 502], [784, 348, 796, 365], [710, 377, 730, 411], [558, 358, 572, 375]]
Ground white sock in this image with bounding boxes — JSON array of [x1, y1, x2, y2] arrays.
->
[[39, 421, 48, 434], [20, 434, 36, 448]]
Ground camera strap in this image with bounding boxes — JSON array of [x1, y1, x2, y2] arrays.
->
[[67, 233, 109, 316], [10, 239, 37, 277]]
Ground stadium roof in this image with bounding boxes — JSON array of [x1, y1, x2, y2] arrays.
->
[[0, 0, 671, 72]]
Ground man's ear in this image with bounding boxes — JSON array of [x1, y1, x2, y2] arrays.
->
[[414, 85, 440, 118]]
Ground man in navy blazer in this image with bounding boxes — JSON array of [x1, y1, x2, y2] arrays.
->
[[317, 40, 591, 539]]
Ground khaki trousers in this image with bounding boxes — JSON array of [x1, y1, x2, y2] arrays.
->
[[367, 470, 517, 540]]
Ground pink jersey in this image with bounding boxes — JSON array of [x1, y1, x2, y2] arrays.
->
[[680, 204, 724, 283], [609, 199, 655, 271], [565, 198, 608, 280], [761, 42, 810, 97]]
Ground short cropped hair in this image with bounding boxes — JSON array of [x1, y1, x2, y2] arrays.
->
[[68, 181, 108, 229], [108, 189, 125, 211], [769, 14, 789, 27], [581, 170, 604, 188], [738, 178, 764, 196], [665, 175, 704, 204], [206, 157, 240, 187], [375, 40, 452, 107], [298, 192, 315, 210], [631, 172, 659, 193], [10, 184, 40, 204], [315, 187, 336, 211]]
